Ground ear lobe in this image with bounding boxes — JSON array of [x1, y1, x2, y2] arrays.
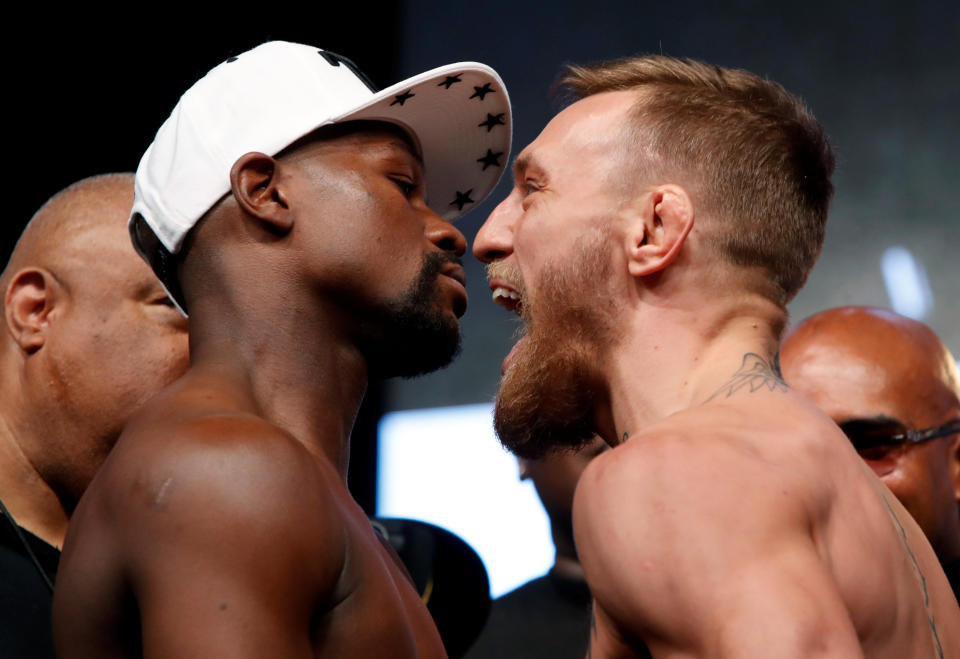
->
[[625, 185, 694, 278], [5, 268, 58, 354], [229, 152, 293, 234]]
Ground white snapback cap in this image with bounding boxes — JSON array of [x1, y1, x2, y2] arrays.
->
[[130, 41, 511, 308]]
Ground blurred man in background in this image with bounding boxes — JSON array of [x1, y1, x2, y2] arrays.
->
[[468, 438, 607, 658], [782, 306, 960, 601], [0, 174, 189, 658]]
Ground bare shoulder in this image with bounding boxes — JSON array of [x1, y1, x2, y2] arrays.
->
[[68, 385, 350, 591], [576, 417, 817, 537], [574, 418, 861, 655]]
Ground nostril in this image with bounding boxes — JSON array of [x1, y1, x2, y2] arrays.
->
[[475, 248, 507, 263], [436, 236, 459, 253]]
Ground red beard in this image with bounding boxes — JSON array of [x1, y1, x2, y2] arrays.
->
[[494, 226, 618, 459]]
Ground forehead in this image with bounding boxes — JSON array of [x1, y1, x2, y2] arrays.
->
[[60, 215, 161, 295], [517, 91, 637, 174], [287, 121, 422, 166], [782, 333, 953, 427]]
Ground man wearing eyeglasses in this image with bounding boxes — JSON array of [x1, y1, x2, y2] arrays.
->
[[781, 306, 960, 602]]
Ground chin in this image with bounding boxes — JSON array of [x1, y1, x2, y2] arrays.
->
[[492, 229, 616, 459], [362, 311, 461, 380], [493, 332, 601, 460], [357, 252, 466, 379]]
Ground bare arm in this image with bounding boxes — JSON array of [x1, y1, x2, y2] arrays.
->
[[574, 436, 864, 658], [55, 417, 346, 658]]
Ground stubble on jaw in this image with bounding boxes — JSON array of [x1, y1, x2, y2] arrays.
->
[[494, 224, 620, 459], [356, 251, 463, 379]]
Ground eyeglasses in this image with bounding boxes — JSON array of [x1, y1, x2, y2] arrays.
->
[[839, 417, 960, 473]]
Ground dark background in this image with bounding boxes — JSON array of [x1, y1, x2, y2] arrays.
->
[[7, 2, 959, 510]]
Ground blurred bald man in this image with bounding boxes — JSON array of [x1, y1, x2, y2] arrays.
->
[[0, 174, 190, 658], [468, 438, 609, 659], [781, 306, 960, 601]]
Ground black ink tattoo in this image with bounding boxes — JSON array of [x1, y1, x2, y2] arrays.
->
[[705, 353, 788, 402], [621, 431, 630, 444], [772, 350, 783, 378], [877, 493, 944, 657]]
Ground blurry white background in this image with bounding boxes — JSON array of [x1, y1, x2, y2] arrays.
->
[[378, 404, 554, 597]]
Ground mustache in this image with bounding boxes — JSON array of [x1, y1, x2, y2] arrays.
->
[[423, 251, 464, 278], [485, 260, 524, 289]]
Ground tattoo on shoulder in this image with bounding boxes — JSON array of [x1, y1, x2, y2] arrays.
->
[[620, 431, 630, 444], [706, 353, 788, 402], [877, 493, 944, 658]]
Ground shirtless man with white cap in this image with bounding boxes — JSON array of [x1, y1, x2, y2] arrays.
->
[[53, 42, 511, 658]]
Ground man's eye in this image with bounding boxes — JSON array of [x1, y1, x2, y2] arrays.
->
[[392, 178, 416, 197]]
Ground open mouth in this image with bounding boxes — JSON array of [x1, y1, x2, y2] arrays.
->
[[486, 264, 528, 375], [487, 261, 526, 317], [492, 285, 522, 315]]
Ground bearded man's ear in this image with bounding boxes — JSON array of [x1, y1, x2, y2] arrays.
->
[[624, 184, 695, 278]]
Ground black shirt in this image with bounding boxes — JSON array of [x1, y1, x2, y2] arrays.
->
[[465, 569, 592, 659], [0, 516, 59, 659]]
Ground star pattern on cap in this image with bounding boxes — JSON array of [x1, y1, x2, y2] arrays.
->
[[470, 83, 495, 100], [438, 74, 463, 89], [391, 90, 416, 106], [450, 189, 475, 211], [478, 113, 506, 132], [226, 56, 238, 63], [477, 149, 504, 171]]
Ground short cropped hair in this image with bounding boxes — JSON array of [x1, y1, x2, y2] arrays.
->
[[562, 56, 835, 305]]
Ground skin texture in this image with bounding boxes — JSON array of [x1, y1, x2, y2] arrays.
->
[[781, 306, 960, 565], [474, 91, 960, 657], [53, 125, 465, 658], [0, 174, 189, 547]]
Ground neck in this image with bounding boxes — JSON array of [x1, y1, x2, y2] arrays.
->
[[0, 403, 68, 548], [187, 297, 368, 480], [596, 294, 785, 443]]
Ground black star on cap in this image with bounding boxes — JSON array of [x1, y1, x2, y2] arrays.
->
[[478, 113, 506, 132], [438, 74, 462, 89], [226, 56, 238, 63], [450, 189, 475, 211], [470, 83, 495, 100], [390, 90, 415, 106], [477, 149, 504, 171]]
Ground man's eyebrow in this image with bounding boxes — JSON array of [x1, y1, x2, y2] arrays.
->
[[387, 138, 424, 167], [512, 153, 538, 180]]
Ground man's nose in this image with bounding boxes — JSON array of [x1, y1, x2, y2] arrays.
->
[[426, 212, 467, 257], [472, 197, 515, 264]]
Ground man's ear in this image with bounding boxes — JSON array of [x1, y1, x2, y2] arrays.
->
[[624, 185, 695, 278], [5, 268, 59, 354], [229, 152, 293, 234]]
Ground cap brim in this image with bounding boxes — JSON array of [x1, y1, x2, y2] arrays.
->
[[337, 63, 511, 221]]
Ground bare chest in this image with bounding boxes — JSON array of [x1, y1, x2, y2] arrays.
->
[[313, 520, 447, 658]]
